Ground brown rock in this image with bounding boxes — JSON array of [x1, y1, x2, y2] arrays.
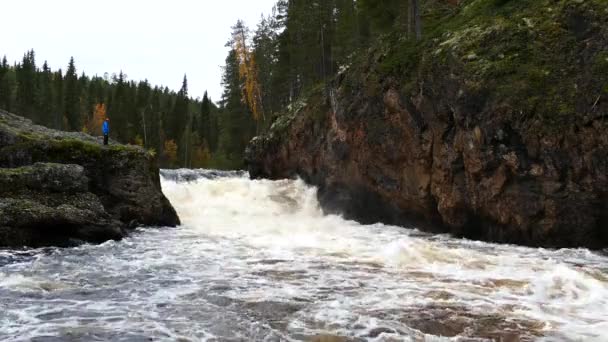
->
[[245, 4, 608, 249]]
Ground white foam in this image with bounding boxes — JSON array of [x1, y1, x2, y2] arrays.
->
[[0, 171, 605, 340], [0, 273, 67, 293], [159, 173, 608, 339]]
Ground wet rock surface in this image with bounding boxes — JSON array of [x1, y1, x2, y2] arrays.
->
[[0, 110, 179, 247], [246, 86, 608, 248]]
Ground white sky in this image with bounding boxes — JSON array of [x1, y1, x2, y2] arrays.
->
[[1, 0, 277, 102]]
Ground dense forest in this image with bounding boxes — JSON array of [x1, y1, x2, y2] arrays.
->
[[0, 53, 222, 168], [0, 0, 423, 169], [213, 0, 424, 167]]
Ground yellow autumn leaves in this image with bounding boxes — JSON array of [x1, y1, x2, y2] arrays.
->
[[83, 103, 106, 135], [233, 26, 265, 122]]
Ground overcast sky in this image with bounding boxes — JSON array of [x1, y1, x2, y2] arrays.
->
[[1, 0, 277, 102]]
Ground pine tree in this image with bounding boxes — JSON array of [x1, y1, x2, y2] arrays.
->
[[109, 71, 128, 140], [124, 80, 138, 141], [0, 56, 11, 111], [167, 75, 190, 164], [333, 0, 359, 63], [136, 80, 152, 147], [270, 21, 293, 110], [273, 1, 336, 100], [218, 49, 256, 167], [53, 69, 64, 129], [358, 0, 400, 33], [38, 61, 54, 127], [78, 72, 91, 132], [199, 91, 212, 147], [208, 105, 220, 154], [253, 15, 277, 122], [16, 50, 38, 119], [168, 75, 189, 142], [409, 0, 422, 40], [161, 86, 173, 147], [64, 57, 80, 131]]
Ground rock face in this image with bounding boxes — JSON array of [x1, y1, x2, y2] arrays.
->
[[0, 110, 179, 247], [246, 1, 608, 249]]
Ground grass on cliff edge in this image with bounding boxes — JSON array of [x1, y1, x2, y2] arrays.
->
[[356, 0, 608, 132], [4, 130, 152, 163]]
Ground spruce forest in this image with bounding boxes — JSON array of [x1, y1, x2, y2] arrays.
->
[[0, 0, 420, 169]]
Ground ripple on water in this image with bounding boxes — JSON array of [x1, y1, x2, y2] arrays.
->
[[0, 170, 606, 341]]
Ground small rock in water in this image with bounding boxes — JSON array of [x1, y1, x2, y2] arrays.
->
[[367, 327, 396, 338]]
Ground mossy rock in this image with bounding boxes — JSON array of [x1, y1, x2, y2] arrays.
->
[[0, 109, 180, 248]]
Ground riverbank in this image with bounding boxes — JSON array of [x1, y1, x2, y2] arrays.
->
[[246, 0, 608, 249], [0, 110, 179, 247]]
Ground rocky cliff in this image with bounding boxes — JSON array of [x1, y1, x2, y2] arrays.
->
[[0, 110, 180, 247], [246, 0, 608, 249]]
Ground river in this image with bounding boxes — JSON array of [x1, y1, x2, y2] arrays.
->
[[1, 170, 607, 341]]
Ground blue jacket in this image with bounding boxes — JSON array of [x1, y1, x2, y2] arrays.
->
[[102, 121, 109, 135]]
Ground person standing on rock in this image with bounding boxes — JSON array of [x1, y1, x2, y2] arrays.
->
[[102, 118, 110, 145]]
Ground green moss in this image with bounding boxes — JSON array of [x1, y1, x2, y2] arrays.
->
[[0, 166, 29, 177], [108, 144, 138, 153], [49, 139, 103, 158], [262, 0, 607, 141], [18, 131, 46, 141], [271, 110, 297, 134], [366, 0, 608, 133], [379, 37, 422, 77], [0, 165, 44, 194], [43, 138, 141, 163], [594, 52, 608, 75]]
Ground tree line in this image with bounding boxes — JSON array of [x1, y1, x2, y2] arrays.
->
[[217, 0, 425, 163], [0, 51, 227, 168], [0, 0, 425, 169]]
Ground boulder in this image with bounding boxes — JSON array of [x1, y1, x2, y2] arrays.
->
[[0, 110, 179, 247]]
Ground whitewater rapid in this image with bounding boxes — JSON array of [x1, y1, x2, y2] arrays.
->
[[0, 170, 607, 341]]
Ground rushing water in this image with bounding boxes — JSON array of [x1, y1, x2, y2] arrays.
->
[[1, 170, 607, 342]]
